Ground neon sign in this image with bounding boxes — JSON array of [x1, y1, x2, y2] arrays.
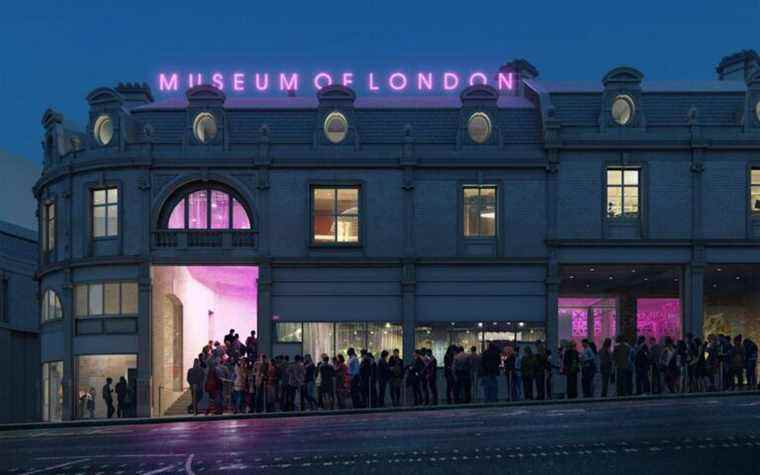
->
[[156, 70, 515, 94]]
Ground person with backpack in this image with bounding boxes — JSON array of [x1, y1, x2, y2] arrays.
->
[[634, 336, 650, 395], [743, 338, 758, 390], [388, 349, 404, 407]]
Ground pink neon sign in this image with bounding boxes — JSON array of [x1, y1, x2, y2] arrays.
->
[[157, 70, 516, 94]]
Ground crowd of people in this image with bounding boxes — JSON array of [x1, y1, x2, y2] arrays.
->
[[184, 329, 759, 415], [78, 375, 137, 419]]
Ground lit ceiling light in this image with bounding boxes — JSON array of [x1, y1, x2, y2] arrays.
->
[[477, 322, 483, 328], [608, 276, 614, 280], [569, 275, 575, 279], [736, 276, 741, 280], [643, 277, 648, 281], [585, 283, 591, 288], [631, 269, 637, 273], [717, 267, 723, 272], [712, 283, 718, 288], [589, 267, 596, 272], [518, 322, 525, 327]]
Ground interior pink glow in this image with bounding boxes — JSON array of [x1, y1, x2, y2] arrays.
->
[[210, 190, 230, 229], [168, 200, 185, 229], [636, 298, 681, 341], [558, 298, 616, 347], [154, 265, 258, 375], [232, 199, 250, 229], [188, 191, 207, 229]]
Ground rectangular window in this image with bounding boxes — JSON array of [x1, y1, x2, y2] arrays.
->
[[311, 186, 360, 245], [276, 322, 303, 343], [43, 202, 55, 253], [606, 168, 639, 219], [463, 185, 497, 237], [75, 282, 139, 318], [92, 188, 118, 238], [751, 169, 760, 215]]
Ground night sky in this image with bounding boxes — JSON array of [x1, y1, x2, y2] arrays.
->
[[1, 0, 758, 164]]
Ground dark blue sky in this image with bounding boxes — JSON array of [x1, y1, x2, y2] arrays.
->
[[1, 0, 758, 164]]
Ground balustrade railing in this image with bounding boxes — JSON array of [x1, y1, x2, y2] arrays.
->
[[153, 229, 257, 249]]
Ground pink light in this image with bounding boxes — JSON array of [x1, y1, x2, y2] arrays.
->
[[637, 298, 681, 342], [168, 200, 185, 229], [254, 73, 269, 91], [212, 72, 224, 90], [233, 73, 245, 91], [368, 73, 379, 92], [188, 73, 203, 88], [417, 72, 433, 91], [468, 72, 487, 86], [313, 72, 333, 89], [388, 72, 408, 91], [497, 72, 514, 90], [188, 190, 208, 229], [443, 72, 460, 91], [279, 73, 299, 91], [159, 73, 178, 91], [341, 72, 354, 87], [210, 191, 230, 229], [232, 199, 251, 229]]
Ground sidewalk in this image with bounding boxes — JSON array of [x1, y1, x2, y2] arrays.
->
[[3, 389, 758, 432]]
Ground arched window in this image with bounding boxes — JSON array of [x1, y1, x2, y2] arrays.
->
[[161, 184, 252, 230], [41, 289, 63, 323]]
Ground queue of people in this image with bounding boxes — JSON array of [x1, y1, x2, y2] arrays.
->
[[184, 328, 759, 415]]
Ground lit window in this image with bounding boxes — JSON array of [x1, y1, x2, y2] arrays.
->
[[467, 112, 492, 144], [74, 282, 138, 318], [756, 100, 760, 123], [43, 202, 55, 253], [77, 355, 136, 419], [311, 186, 360, 245], [611, 95, 635, 126], [607, 168, 639, 218], [276, 322, 303, 343], [164, 186, 252, 230], [41, 361, 63, 422], [751, 169, 760, 215], [192, 112, 217, 144], [94, 114, 114, 146], [323, 111, 348, 144], [41, 289, 63, 323], [92, 188, 118, 238], [463, 185, 497, 237]]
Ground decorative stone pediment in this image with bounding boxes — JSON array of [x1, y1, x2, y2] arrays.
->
[[602, 67, 644, 87], [460, 84, 499, 103], [186, 85, 226, 104], [86, 87, 123, 107], [317, 85, 356, 102]]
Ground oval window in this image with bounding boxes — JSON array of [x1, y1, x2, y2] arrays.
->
[[323, 111, 348, 144], [93, 114, 114, 146], [467, 112, 492, 144], [611, 95, 635, 126], [193, 112, 218, 144]]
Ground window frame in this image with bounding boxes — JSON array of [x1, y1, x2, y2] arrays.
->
[[41, 289, 63, 324], [160, 183, 253, 231], [42, 201, 56, 254], [461, 184, 499, 239], [750, 167, 760, 217], [74, 281, 139, 319], [605, 166, 640, 220], [274, 321, 403, 358], [91, 187, 119, 239], [309, 184, 363, 247]]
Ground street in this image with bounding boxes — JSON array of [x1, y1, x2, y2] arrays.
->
[[1, 395, 759, 474]]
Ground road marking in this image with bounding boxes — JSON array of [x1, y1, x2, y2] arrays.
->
[[143, 464, 178, 475], [21, 458, 89, 474], [185, 454, 195, 475]]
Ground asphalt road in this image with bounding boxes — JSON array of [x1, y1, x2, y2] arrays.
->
[[2, 395, 759, 474]]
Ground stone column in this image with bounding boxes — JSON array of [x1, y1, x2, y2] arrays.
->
[[401, 261, 416, 363], [545, 251, 560, 352], [619, 292, 637, 343], [257, 262, 273, 356], [136, 267, 152, 418], [687, 264, 705, 339], [61, 269, 75, 420]]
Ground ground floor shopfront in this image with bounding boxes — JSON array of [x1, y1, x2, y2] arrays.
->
[[40, 257, 760, 421]]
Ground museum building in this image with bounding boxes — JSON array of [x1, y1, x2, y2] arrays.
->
[[35, 50, 760, 420]]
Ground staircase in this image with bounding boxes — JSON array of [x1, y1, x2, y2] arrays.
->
[[164, 389, 194, 416]]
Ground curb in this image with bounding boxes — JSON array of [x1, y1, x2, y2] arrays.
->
[[2, 390, 758, 432]]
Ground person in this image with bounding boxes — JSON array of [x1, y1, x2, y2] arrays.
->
[[443, 345, 456, 404], [334, 354, 349, 409], [224, 328, 236, 347], [469, 346, 481, 402], [660, 337, 677, 393], [534, 342, 548, 400], [729, 336, 745, 390], [563, 341, 580, 399], [254, 354, 269, 412], [634, 336, 650, 395], [187, 358, 205, 415], [359, 350, 374, 408], [205, 358, 224, 415], [521, 346, 535, 400], [426, 348, 438, 405], [420, 349, 431, 405], [580, 340, 596, 398], [318, 354, 335, 409], [648, 337, 662, 394], [388, 349, 404, 407], [86, 387, 96, 418], [503, 346, 517, 401], [233, 359, 249, 413], [408, 350, 425, 406], [453, 346, 471, 403], [246, 331, 258, 360], [266, 356, 280, 412], [480, 342, 501, 402], [115, 377, 128, 418], [301, 354, 319, 410], [743, 337, 758, 389], [613, 336, 632, 396], [675, 340, 689, 393], [376, 350, 390, 407], [347, 348, 361, 408], [289, 355, 305, 411], [599, 338, 613, 397], [514, 346, 524, 400]]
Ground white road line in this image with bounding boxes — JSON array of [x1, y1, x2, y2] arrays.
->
[[185, 454, 195, 475], [21, 458, 89, 474], [36, 454, 188, 460], [143, 464, 178, 475]]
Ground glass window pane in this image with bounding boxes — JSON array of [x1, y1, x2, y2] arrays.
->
[[335, 322, 365, 358], [88, 284, 103, 316], [93, 190, 106, 205], [624, 170, 639, 186], [367, 323, 403, 358], [77, 355, 137, 419], [107, 188, 118, 204], [75, 285, 88, 317], [276, 322, 303, 343], [336, 216, 359, 243], [106, 205, 118, 236], [93, 207, 106, 237], [313, 214, 336, 243], [41, 293, 48, 322], [480, 188, 496, 237], [121, 283, 138, 315], [168, 200, 185, 229], [752, 169, 760, 186], [232, 199, 251, 229], [623, 186, 639, 216], [607, 169, 622, 185], [53, 293, 61, 319], [210, 191, 230, 229], [751, 187, 760, 213], [42, 363, 50, 421], [313, 188, 335, 214], [303, 323, 335, 360], [336, 188, 359, 215], [451, 329, 482, 353], [49, 361, 63, 422], [606, 187, 622, 217], [188, 190, 208, 229], [104, 283, 120, 315], [463, 187, 479, 237]]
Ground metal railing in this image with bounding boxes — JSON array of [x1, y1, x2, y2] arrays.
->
[[153, 230, 257, 249]]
